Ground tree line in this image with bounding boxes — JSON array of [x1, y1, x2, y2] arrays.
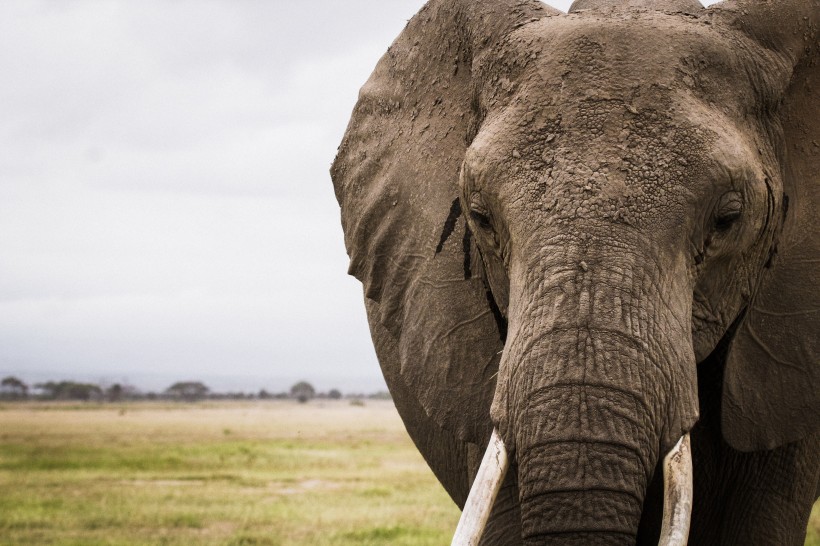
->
[[0, 376, 391, 403]]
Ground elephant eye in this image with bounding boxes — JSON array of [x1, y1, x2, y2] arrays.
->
[[469, 203, 492, 230], [714, 192, 743, 232]]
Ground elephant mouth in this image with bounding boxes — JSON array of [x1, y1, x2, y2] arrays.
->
[[451, 431, 693, 546]]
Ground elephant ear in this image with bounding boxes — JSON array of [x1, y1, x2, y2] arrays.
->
[[711, 0, 820, 451], [331, 0, 558, 443]]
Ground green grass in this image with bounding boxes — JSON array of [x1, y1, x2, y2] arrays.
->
[[0, 401, 817, 545], [808, 503, 820, 546], [0, 401, 457, 545]]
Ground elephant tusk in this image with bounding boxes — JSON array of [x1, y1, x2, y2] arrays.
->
[[451, 429, 509, 546], [658, 433, 693, 546]]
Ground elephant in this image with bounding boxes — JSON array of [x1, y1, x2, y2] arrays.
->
[[330, 0, 819, 544]]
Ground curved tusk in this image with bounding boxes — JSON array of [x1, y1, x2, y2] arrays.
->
[[658, 433, 693, 546], [451, 429, 509, 546]]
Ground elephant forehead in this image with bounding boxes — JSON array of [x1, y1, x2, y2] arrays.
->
[[510, 115, 711, 232], [482, 11, 762, 120], [470, 14, 765, 230], [504, 11, 754, 102], [469, 95, 742, 234]]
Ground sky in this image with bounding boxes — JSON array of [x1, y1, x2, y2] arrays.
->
[[0, 0, 715, 394]]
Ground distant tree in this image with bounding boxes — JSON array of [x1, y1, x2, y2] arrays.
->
[[106, 383, 124, 402], [327, 388, 342, 400], [289, 381, 315, 403], [165, 381, 209, 402], [34, 381, 57, 399], [121, 384, 140, 399], [35, 381, 102, 401], [69, 382, 103, 401], [258, 389, 272, 399], [0, 376, 28, 400]]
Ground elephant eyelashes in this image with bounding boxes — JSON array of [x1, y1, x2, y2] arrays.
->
[[469, 206, 493, 230], [714, 192, 743, 232]]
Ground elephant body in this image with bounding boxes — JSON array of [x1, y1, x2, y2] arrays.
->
[[332, 0, 820, 543], [685, 353, 819, 545]]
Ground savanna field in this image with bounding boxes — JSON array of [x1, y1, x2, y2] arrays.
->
[[0, 401, 817, 545]]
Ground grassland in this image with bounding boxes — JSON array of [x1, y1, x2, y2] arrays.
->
[[0, 401, 817, 545], [0, 400, 458, 545]]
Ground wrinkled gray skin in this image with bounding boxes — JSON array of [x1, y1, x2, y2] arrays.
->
[[331, 0, 819, 544]]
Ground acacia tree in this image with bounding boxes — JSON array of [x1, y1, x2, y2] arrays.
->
[[0, 376, 28, 399], [34, 381, 102, 401], [289, 381, 315, 403], [165, 381, 209, 402], [328, 388, 342, 400], [106, 383, 124, 402]]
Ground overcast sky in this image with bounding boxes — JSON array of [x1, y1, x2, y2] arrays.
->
[[0, 0, 714, 393]]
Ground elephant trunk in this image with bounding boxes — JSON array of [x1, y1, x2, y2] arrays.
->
[[491, 246, 699, 544], [452, 430, 693, 546], [513, 330, 657, 544]]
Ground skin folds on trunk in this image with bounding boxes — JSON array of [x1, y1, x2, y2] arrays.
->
[[491, 247, 698, 544], [514, 330, 657, 545], [453, 431, 692, 546]]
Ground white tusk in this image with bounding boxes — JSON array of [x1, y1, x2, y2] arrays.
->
[[451, 429, 509, 546], [658, 433, 693, 546]]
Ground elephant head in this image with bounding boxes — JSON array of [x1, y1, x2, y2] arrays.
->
[[331, 0, 819, 543]]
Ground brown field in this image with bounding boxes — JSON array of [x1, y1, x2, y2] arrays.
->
[[0, 400, 816, 545]]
